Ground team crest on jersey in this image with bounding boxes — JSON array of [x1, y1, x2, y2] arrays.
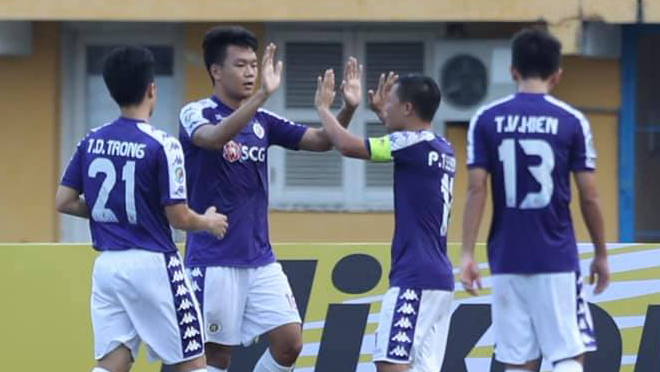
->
[[208, 323, 221, 334], [223, 141, 241, 163], [253, 122, 265, 139]]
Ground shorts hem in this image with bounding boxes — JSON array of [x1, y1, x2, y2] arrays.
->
[[372, 356, 411, 365], [159, 350, 205, 366], [494, 353, 542, 366], [241, 317, 302, 346], [547, 345, 597, 364]]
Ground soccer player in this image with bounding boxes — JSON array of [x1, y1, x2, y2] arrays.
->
[[55, 46, 228, 372], [459, 27, 610, 372], [315, 69, 456, 372], [178, 26, 362, 372]]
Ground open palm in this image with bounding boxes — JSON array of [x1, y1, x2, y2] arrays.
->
[[341, 57, 363, 109]]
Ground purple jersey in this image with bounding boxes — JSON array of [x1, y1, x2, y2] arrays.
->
[[467, 93, 596, 274], [179, 96, 307, 268], [61, 117, 188, 253], [367, 131, 456, 291]]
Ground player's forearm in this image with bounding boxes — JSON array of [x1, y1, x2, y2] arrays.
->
[[318, 107, 367, 158], [203, 90, 269, 149], [580, 195, 607, 257], [461, 185, 486, 258], [336, 104, 357, 128], [168, 207, 210, 232], [57, 198, 89, 219]]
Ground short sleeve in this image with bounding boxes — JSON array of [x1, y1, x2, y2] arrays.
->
[[60, 138, 85, 192], [261, 109, 307, 150], [180, 101, 213, 138], [570, 114, 597, 171], [466, 110, 488, 169], [158, 136, 187, 205], [366, 135, 393, 163]]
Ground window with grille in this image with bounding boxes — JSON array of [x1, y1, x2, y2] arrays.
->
[[266, 29, 431, 210]]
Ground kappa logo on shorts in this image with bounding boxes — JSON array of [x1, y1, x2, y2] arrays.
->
[[167, 256, 181, 268], [184, 339, 202, 353], [391, 331, 412, 343], [389, 345, 409, 358], [396, 302, 416, 315], [399, 289, 420, 302], [178, 298, 194, 311], [179, 312, 197, 325], [183, 326, 201, 339], [175, 284, 189, 296], [172, 270, 185, 283], [394, 317, 413, 329]]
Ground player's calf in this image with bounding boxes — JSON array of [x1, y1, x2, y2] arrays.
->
[[94, 344, 132, 372]]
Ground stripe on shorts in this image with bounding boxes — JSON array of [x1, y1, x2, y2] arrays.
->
[[188, 266, 206, 314], [575, 275, 597, 348], [387, 288, 423, 362], [164, 252, 204, 359]]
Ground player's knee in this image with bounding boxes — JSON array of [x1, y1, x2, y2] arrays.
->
[[205, 343, 231, 370], [271, 338, 302, 366]]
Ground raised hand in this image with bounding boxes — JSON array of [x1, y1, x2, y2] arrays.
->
[[341, 57, 363, 109], [315, 69, 336, 111], [203, 206, 228, 238], [260, 43, 283, 96], [367, 71, 398, 117]]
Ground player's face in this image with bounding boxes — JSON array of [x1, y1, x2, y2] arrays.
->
[[384, 84, 407, 132], [213, 45, 258, 100]]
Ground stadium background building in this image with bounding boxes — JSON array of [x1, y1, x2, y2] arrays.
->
[[2, 0, 659, 245]]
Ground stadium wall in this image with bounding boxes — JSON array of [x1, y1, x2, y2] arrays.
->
[[0, 22, 60, 242], [0, 22, 620, 243]]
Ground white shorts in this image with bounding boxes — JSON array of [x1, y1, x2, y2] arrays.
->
[[91, 250, 204, 364], [492, 272, 597, 365], [186, 262, 301, 346], [373, 287, 453, 371]]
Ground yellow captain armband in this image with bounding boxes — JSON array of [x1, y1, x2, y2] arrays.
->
[[368, 135, 393, 162]]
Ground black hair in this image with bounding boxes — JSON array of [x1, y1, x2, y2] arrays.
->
[[511, 27, 562, 80], [395, 74, 442, 122], [203, 26, 259, 82], [102, 46, 155, 107]]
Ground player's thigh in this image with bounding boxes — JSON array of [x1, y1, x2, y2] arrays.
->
[[169, 355, 207, 372], [91, 252, 141, 362], [375, 361, 410, 372], [410, 289, 453, 372], [242, 263, 302, 345], [119, 251, 205, 365], [529, 272, 596, 363], [491, 274, 540, 365], [189, 265, 249, 346]]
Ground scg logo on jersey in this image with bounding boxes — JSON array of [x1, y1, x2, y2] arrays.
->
[[223, 140, 266, 163]]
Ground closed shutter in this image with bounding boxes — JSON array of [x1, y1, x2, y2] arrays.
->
[[365, 42, 424, 91], [285, 122, 343, 187], [285, 42, 343, 109]]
